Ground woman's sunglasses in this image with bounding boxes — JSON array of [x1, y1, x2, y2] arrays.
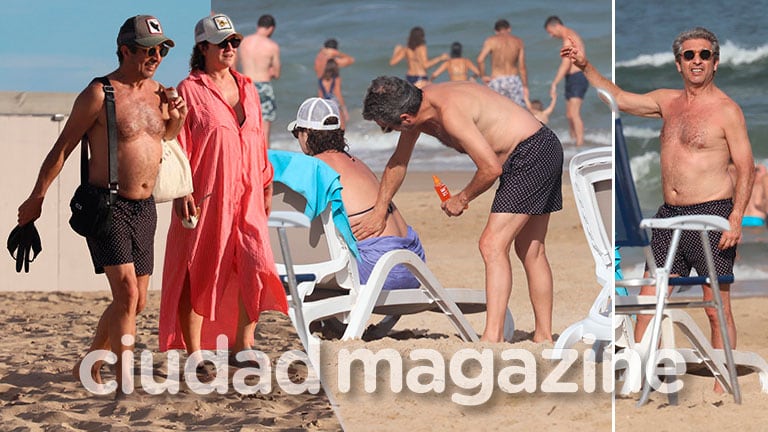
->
[[216, 38, 242, 49], [681, 49, 714, 61], [291, 127, 306, 139]]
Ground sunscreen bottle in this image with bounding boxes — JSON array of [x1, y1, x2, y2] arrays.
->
[[433, 175, 451, 202]]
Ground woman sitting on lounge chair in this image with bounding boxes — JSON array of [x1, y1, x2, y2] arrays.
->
[[288, 97, 426, 289]]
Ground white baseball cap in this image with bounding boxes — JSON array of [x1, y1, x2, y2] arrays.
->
[[287, 98, 341, 132], [194, 14, 243, 44]]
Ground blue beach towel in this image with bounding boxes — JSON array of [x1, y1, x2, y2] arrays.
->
[[268, 149, 359, 258]]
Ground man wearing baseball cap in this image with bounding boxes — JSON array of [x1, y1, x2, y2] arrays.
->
[[117, 14, 175, 49], [16, 14, 186, 397]]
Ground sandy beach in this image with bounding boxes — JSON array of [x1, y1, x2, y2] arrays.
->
[[317, 171, 612, 431], [1, 170, 615, 430], [4, 168, 766, 430], [615, 296, 768, 430]]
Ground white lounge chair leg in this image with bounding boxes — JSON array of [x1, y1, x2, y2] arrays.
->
[[503, 308, 515, 342]]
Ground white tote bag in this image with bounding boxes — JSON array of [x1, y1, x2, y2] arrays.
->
[[153, 138, 193, 203]]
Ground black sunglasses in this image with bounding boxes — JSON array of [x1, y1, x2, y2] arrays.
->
[[291, 127, 306, 139], [134, 44, 170, 58], [216, 38, 242, 49], [681, 49, 714, 61]]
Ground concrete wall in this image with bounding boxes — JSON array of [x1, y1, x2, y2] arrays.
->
[[1, 92, 171, 292]]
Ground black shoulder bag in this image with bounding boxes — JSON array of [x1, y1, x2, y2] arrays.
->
[[68, 76, 118, 240]]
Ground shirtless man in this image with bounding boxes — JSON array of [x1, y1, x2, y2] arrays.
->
[[358, 76, 564, 343], [545, 16, 588, 146], [477, 19, 528, 107], [238, 14, 280, 146], [16, 15, 186, 396], [564, 27, 754, 391], [314, 38, 355, 78]]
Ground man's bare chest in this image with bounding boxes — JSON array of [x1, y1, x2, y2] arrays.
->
[[113, 93, 165, 140], [421, 124, 462, 152], [660, 108, 722, 151]]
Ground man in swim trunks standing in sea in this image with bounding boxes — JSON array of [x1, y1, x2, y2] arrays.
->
[[238, 14, 281, 147], [477, 19, 529, 108], [564, 27, 754, 391], [545, 16, 588, 146], [16, 15, 186, 396], [355, 76, 563, 343]]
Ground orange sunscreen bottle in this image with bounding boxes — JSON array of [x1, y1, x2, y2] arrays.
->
[[433, 175, 451, 202]]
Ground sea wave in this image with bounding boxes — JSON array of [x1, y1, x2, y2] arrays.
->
[[629, 151, 660, 181], [623, 126, 659, 140], [617, 40, 768, 68]]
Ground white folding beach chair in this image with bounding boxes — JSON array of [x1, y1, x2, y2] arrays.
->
[[551, 147, 612, 362], [612, 93, 768, 406], [269, 181, 515, 346]]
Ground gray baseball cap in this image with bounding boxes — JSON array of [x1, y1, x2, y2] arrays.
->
[[194, 14, 243, 44], [117, 15, 175, 48]]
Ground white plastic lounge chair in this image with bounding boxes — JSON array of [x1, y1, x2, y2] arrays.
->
[[268, 181, 515, 346], [551, 147, 612, 362], [612, 92, 768, 406]]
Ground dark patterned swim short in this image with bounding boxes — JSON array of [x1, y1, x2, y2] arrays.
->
[[491, 126, 563, 214], [649, 199, 735, 277], [565, 71, 589, 100], [86, 194, 156, 275]]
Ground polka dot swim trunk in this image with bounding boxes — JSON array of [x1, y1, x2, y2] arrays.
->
[[491, 126, 563, 214], [86, 194, 157, 275], [649, 199, 736, 277]]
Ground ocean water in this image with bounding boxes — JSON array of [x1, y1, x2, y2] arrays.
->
[[213, 0, 612, 171], [616, 0, 768, 284]]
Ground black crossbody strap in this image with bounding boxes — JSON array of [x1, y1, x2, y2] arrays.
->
[[80, 76, 119, 204], [79, 134, 89, 185]]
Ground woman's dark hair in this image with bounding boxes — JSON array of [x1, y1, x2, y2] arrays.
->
[[322, 59, 340, 80], [190, 42, 208, 72], [450, 42, 462, 58], [407, 27, 426, 50], [305, 117, 347, 155]]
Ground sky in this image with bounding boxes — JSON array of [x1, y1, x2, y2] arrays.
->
[[0, 0, 210, 93]]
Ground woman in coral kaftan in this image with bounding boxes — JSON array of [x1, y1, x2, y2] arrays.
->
[[159, 15, 287, 357]]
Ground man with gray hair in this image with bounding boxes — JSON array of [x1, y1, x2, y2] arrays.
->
[[357, 76, 564, 344], [564, 27, 754, 392]]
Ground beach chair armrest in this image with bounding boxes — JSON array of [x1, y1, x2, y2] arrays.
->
[[268, 211, 311, 228], [640, 215, 729, 232]]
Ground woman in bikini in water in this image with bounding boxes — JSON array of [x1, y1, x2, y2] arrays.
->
[[430, 42, 481, 82], [389, 26, 448, 88]]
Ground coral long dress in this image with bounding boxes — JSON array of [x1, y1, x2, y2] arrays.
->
[[159, 69, 287, 351]]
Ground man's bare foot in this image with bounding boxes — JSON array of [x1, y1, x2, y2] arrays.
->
[[713, 380, 725, 394]]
